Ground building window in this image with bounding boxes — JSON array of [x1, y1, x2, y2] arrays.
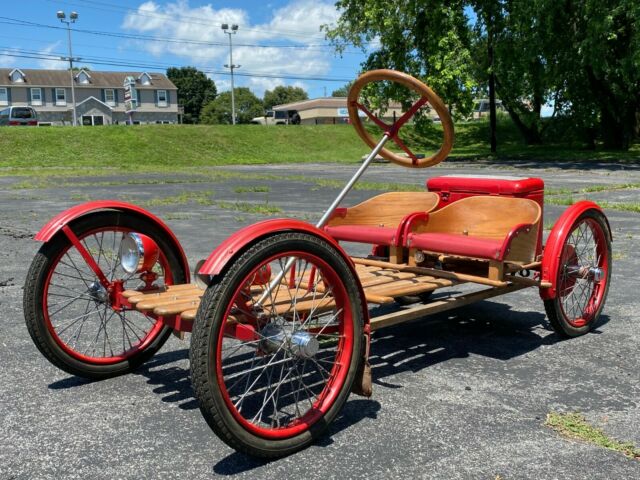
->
[[77, 71, 90, 84], [105, 89, 116, 106], [82, 115, 104, 126], [10, 69, 25, 83], [30, 88, 42, 106], [56, 88, 66, 106], [139, 73, 152, 85], [0, 88, 7, 106], [157, 90, 168, 107]]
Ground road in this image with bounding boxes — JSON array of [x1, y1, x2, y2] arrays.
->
[[1, 159, 639, 479]]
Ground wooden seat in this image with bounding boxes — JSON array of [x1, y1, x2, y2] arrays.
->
[[324, 192, 440, 257], [405, 196, 541, 264]]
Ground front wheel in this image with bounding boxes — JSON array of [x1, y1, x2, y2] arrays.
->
[[23, 211, 187, 379], [190, 232, 364, 458], [544, 210, 611, 337]]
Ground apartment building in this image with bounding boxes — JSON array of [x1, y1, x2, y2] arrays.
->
[[0, 68, 178, 125]]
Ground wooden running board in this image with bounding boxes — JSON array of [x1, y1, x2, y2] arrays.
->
[[123, 263, 459, 323]]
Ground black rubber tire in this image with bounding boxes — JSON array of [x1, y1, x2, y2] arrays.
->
[[190, 232, 364, 458], [544, 210, 612, 338], [23, 211, 187, 379]]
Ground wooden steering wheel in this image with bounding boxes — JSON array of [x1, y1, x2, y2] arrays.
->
[[347, 69, 455, 168]]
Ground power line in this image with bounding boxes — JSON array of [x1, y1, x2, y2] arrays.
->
[[0, 16, 364, 54], [0, 47, 354, 83], [44, 0, 336, 39]]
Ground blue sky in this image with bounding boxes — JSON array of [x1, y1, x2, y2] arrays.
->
[[0, 0, 372, 98]]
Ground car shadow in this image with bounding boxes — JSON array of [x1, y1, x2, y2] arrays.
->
[[47, 300, 611, 470], [211, 398, 381, 475]]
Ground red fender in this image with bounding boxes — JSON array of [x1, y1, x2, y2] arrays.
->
[[199, 218, 370, 327], [540, 201, 611, 300], [34, 200, 190, 282]]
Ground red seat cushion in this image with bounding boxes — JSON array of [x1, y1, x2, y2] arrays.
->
[[407, 232, 503, 260], [325, 225, 397, 245]]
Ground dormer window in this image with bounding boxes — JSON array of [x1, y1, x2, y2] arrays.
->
[[76, 70, 91, 85], [9, 68, 25, 83], [138, 72, 152, 86]]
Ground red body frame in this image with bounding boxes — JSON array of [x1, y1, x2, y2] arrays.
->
[[35, 200, 190, 282], [539, 201, 610, 300]]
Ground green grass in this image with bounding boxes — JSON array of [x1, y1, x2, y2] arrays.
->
[[545, 195, 640, 213], [233, 185, 271, 193], [217, 201, 282, 215], [546, 412, 640, 459], [142, 190, 214, 207], [1, 121, 638, 178]]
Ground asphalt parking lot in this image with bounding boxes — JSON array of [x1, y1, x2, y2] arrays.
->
[[1, 160, 639, 479]]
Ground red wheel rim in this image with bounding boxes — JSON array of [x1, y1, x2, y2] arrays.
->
[[214, 251, 354, 439], [557, 218, 609, 328], [42, 226, 173, 364]]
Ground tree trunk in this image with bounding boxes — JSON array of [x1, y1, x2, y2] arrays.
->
[[585, 65, 635, 150], [488, 22, 497, 153], [601, 105, 634, 150], [504, 106, 543, 145]]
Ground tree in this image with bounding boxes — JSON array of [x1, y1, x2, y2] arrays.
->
[[561, 0, 640, 149], [166, 66, 217, 124], [331, 82, 353, 97], [263, 86, 308, 110], [325, 0, 476, 117], [200, 88, 264, 124]]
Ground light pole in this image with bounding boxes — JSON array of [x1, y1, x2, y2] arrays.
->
[[221, 23, 240, 125], [57, 10, 78, 127]]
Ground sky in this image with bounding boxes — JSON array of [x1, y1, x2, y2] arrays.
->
[[0, 0, 373, 98]]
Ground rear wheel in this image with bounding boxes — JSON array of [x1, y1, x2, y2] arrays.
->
[[190, 232, 364, 458], [23, 211, 187, 378], [544, 210, 611, 337]]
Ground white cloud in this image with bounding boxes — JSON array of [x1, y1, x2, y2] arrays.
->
[[268, 0, 339, 42], [121, 0, 340, 96], [37, 42, 66, 70], [0, 50, 16, 67]]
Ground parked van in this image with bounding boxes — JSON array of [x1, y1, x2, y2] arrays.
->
[[251, 109, 300, 125], [0, 106, 38, 126]]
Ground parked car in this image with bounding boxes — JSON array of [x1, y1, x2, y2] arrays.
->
[[251, 109, 299, 125], [0, 106, 38, 126]]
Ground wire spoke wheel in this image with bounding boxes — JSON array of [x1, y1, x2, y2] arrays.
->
[[24, 211, 186, 378], [544, 210, 611, 337], [190, 232, 363, 458]]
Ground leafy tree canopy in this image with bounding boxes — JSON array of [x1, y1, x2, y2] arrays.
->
[[166, 66, 217, 124], [263, 85, 309, 110], [331, 82, 353, 97], [200, 87, 264, 124]]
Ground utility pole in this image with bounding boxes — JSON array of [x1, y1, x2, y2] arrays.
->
[[57, 10, 79, 127], [221, 23, 240, 125]]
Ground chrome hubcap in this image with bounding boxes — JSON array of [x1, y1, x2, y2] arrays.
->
[[87, 281, 108, 303]]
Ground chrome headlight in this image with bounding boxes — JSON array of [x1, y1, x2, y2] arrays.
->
[[118, 233, 159, 274]]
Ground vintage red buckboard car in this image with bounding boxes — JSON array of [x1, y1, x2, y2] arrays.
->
[[23, 70, 612, 458]]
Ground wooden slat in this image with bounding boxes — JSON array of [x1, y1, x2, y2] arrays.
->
[[370, 284, 528, 331], [364, 276, 454, 297], [352, 257, 507, 288], [154, 300, 201, 316], [180, 309, 198, 321], [128, 288, 203, 305], [137, 292, 203, 311]]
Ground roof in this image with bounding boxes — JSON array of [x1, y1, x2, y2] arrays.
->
[[273, 97, 348, 111], [0, 69, 177, 89], [273, 96, 404, 112]]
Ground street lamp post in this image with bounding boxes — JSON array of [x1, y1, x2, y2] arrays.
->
[[221, 23, 240, 125], [57, 10, 79, 127]]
